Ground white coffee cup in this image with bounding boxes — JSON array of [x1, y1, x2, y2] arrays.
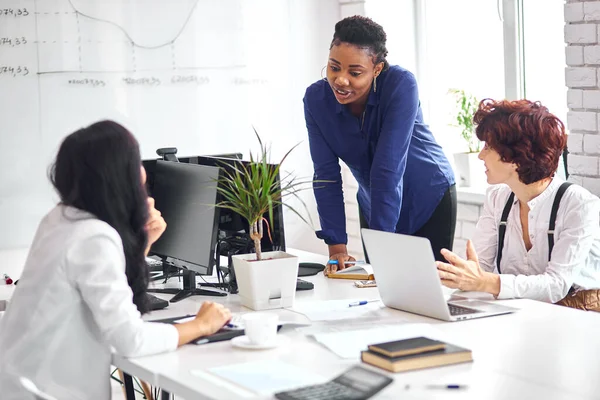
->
[[242, 313, 279, 345]]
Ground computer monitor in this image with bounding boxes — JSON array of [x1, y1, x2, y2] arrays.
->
[[143, 152, 290, 295], [147, 160, 226, 302], [179, 153, 244, 163], [193, 155, 286, 253]]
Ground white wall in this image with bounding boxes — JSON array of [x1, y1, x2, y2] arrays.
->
[[0, 0, 340, 253]]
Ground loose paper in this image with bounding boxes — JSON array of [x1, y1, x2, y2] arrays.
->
[[193, 360, 326, 395]]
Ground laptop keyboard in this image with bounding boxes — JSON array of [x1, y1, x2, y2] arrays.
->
[[448, 304, 481, 316]]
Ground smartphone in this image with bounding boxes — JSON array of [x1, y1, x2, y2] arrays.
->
[[354, 280, 377, 288]]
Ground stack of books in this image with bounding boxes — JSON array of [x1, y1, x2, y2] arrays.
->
[[361, 337, 472, 373]]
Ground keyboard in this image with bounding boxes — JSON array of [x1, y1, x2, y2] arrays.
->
[[146, 293, 169, 311], [448, 303, 481, 316]]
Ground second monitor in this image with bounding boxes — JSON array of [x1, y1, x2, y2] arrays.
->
[[148, 160, 226, 302]]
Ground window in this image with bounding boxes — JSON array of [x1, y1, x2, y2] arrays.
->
[[420, 0, 506, 154], [367, 0, 567, 183], [522, 0, 567, 125], [368, 0, 506, 156]]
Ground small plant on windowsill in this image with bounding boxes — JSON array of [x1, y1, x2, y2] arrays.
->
[[449, 88, 481, 154], [448, 89, 486, 188], [214, 128, 317, 310]]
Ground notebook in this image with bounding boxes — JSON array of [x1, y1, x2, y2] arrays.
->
[[361, 341, 472, 373], [327, 264, 374, 280], [368, 337, 446, 358]]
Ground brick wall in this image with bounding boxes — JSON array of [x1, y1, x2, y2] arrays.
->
[[452, 191, 485, 258], [565, 0, 600, 195]]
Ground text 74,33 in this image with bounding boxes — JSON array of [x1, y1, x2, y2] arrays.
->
[[1, 8, 30, 17], [0, 66, 30, 77]]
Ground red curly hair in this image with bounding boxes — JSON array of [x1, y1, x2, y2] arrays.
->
[[473, 99, 567, 184]]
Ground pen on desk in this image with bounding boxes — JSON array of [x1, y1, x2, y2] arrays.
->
[[348, 300, 379, 307], [427, 384, 467, 389], [327, 260, 366, 265], [405, 384, 468, 390]]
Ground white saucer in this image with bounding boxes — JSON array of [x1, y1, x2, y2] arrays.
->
[[231, 335, 288, 350]]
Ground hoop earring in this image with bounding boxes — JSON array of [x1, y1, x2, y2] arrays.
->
[[321, 66, 327, 81], [373, 75, 377, 92]]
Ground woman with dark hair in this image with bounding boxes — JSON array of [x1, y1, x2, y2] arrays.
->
[[437, 99, 600, 310], [0, 120, 232, 399], [303, 16, 456, 272]]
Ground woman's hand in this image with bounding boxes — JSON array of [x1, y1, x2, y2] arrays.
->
[[145, 197, 167, 255], [436, 240, 500, 296], [326, 244, 356, 275], [194, 301, 232, 336], [175, 301, 232, 346]]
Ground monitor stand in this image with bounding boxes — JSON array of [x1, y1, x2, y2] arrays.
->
[[147, 268, 227, 303], [148, 261, 183, 282]]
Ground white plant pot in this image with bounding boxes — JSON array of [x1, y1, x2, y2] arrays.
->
[[453, 152, 487, 189], [231, 251, 299, 311]]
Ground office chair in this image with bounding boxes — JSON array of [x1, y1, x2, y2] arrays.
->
[[19, 377, 57, 400]]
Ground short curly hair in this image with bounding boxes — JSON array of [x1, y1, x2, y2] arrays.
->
[[474, 99, 567, 185], [331, 15, 389, 70]]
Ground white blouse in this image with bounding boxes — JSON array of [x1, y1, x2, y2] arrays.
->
[[473, 178, 600, 303], [0, 205, 179, 400]]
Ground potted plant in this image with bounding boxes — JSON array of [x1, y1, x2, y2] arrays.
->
[[215, 130, 314, 310], [448, 89, 486, 188]]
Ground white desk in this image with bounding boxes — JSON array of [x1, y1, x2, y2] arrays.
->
[[2, 248, 600, 399], [118, 249, 600, 400]]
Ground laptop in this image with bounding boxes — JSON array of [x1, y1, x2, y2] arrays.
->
[[361, 229, 517, 321]]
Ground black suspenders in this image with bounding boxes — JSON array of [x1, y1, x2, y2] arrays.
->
[[496, 182, 573, 273], [496, 192, 515, 274]]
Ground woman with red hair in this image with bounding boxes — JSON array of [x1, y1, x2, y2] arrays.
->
[[436, 99, 600, 310]]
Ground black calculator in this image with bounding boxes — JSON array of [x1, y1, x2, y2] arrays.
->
[[274, 365, 393, 400]]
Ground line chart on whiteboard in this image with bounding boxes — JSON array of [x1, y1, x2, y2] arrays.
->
[[29, 0, 247, 75]]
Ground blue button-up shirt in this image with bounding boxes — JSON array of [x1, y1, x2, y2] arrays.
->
[[304, 65, 455, 245]]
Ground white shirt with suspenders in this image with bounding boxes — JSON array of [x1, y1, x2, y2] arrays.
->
[[473, 178, 600, 303]]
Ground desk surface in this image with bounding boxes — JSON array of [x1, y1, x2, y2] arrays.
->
[[2, 248, 600, 400]]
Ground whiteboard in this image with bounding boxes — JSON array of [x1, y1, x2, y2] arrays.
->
[[0, 0, 339, 249]]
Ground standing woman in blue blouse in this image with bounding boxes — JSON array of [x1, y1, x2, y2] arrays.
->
[[304, 16, 456, 272]]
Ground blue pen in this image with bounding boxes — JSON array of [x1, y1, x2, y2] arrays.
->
[[348, 300, 379, 307], [426, 385, 467, 389], [328, 260, 366, 265]]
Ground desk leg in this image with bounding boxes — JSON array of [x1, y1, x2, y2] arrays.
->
[[161, 390, 171, 400], [123, 373, 135, 400]]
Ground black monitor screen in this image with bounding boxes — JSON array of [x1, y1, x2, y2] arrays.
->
[[150, 161, 221, 275]]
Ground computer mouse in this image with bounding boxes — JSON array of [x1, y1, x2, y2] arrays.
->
[[298, 262, 326, 277], [296, 278, 314, 291]]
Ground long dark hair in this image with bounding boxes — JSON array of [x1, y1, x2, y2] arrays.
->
[[50, 120, 150, 313]]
